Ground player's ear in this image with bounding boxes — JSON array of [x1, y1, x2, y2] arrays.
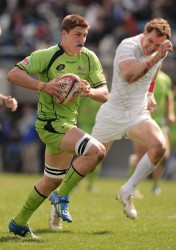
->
[[61, 29, 66, 37]]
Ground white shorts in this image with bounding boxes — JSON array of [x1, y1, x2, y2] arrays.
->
[[91, 106, 151, 143]]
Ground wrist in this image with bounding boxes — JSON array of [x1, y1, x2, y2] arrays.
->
[[38, 82, 45, 91], [145, 53, 161, 71], [154, 53, 162, 61]]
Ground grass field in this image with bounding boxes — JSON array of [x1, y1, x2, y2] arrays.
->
[[0, 173, 176, 250]]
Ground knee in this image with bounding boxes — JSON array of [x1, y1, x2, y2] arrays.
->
[[152, 141, 166, 165], [87, 142, 106, 164], [75, 134, 106, 161], [96, 143, 106, 162], [157, 140, 166, 158]]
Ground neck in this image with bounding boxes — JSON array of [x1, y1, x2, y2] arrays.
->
[[60, 42, 75, 56]]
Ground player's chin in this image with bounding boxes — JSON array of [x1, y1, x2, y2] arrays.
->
[[144, 48, 153, 56], [75, 46, 83, 52]]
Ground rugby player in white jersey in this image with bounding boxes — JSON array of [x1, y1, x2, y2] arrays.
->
[[92, 18, 173, 219], [52, 18, 172, 221]]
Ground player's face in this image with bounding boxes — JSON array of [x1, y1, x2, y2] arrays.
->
[[141, 30, 167, 56], [61, 27, 88, 56]]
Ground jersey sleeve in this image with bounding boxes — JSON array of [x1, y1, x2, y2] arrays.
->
[[87, 51, 106, 88], [17, 48, 51, 75], [118, 40, 137, 63]]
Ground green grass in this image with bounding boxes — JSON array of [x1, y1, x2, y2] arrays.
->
[[0, 173, 176, 250]]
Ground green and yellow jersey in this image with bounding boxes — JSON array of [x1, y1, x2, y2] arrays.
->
[[152, 70, 173, 127], [78, 97, 102, 134], [17, 44, 106, 124]]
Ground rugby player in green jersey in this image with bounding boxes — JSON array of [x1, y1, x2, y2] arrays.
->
[[8, 14, 108, 238], [149, 70, 175, 193]]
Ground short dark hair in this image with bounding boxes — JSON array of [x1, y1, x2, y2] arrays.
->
[[61, 14, 90, 32], [144, 18, 171, 40]]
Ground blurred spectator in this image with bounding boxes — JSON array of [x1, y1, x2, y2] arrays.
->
[[18, 105, 41, 173], [0, 108, 21, 172]]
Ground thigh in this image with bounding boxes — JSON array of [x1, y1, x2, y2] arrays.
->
[[60, 126, 86, 152], [60, 126, 104, 153], [36, 118, 74, 154], [103, 141, 113, 153], [127, 119, 165, 149], [45, 150, 73, 169]]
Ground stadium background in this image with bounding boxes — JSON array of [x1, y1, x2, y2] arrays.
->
[[0, 0, 175, 177]]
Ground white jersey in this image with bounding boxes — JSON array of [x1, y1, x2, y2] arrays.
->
[[92, 34, 164, 143], [109, 34, 163, 112]]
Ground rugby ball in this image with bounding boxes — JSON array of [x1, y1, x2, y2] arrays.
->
[[54, 73, 81, 104]]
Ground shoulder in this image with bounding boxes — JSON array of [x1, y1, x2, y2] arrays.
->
[[18, 45, 61, 73], [115, 35, 141, 62], [32, 44, 60, 57], [81, 47, 99, 60], [119, 34, 141, 49]]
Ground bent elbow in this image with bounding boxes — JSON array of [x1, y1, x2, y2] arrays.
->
[[127, 79, 134, 84], [103, 92, 109, 102], [7, 71, 13, 82], [7, 67, 20, 83], [123, 75, 135, 84]]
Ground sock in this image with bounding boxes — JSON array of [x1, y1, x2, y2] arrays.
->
[[56, 164, 84, 196], [14, 186, 46, 226], [128, 154, 137, 177], [122, 153, 156, 196]]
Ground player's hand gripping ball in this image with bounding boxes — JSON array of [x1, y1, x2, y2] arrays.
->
[[54, 73, 81, 104]]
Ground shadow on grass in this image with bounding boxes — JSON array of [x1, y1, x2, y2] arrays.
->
[[35, 229, 112, 235], [0, 229, 112, 243], [0, 236, 43, 243], [36, 229, 112, 236], [35, 229, 74, 234]]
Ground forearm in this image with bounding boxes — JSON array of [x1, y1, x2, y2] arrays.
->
[[121, 53, 162, 84], [88, 85, 109, 102], [145, 53, 162, 72], [7, 67, 45, 91]]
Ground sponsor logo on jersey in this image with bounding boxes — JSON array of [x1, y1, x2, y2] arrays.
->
[[66, 60, 77, 64], [22, 58, 30, 66], [78, 65, 85, 73], [56, 64, 65, 71]]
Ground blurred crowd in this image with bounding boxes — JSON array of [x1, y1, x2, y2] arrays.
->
[[0, 104, 44, 173], [0, 0, 176, 64], [0, 0, 176, 176]]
